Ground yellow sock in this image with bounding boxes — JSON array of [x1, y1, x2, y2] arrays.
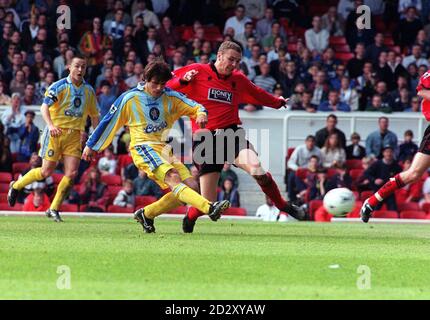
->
[[13, 168, 44, 190], [51, 176, 73, 211], [144, 192, 183, 219], [172, 183, 211, 214]]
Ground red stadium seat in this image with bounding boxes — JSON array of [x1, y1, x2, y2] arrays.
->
[[333, 44, 350, 53], [167, 206, 187, 214], [116, 154, 133, 175], [359, 190, 373, 201], [0, 183, 9, 193], [107, 205, 134, 213], [135, 195, 157, 208], [0, 172, 12, 183], [350, 169, 364, 182], [296, 168, 308, 180], [287, 43, 297, 53], [345, 159, 363, 170], [224, 207, 247, 216], [12, 162, 29, 174], [287, 147, 295, 160], [372, 210, 398, 219], [329, 36, 347, 45], [421, 202, 430, 213], [0, 194, 7, 203], [335, 52, 354, 62], [101, 174, 122, 186], [383, 37, 395, 46], [309, 199, 323, 220], [398, 202, 420, 212], [326, 168, 337, 178], [0, 203, 22, 211], [400, 210, 427, 220], [59, 203, 79, 212]]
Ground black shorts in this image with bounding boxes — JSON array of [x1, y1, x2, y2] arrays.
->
[[192, 125, 256, 175], [419, 125, 430, 155]]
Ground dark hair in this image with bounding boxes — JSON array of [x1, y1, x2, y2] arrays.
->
[[327, 114, 337, 121], [100, 80, 111, 88], [143, 59, 172, 83], [404, 130, 413, 137], [306, 135, 316, 141]]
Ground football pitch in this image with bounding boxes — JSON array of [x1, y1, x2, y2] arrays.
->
[[1, 216, 429, 300]]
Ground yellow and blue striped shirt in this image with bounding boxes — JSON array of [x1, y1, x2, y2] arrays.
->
[[87, 82, 207, 152], [43, 75, 99, 131]]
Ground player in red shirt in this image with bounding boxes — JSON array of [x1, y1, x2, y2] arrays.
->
[[361, 70, 430, 222], [167, 41, 306, 232]]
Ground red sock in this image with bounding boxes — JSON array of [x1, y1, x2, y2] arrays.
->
[[258, 172, 288, 210], [187, 206, 204, 221], [368, 174, 405, 207]]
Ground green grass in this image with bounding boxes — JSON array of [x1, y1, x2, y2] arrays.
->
[[0, 216, 430, 299]]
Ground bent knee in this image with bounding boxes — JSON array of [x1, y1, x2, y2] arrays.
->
[[165, 170, 182, 184], [407, 169, 422, 183], [41, 167, 54, 178]]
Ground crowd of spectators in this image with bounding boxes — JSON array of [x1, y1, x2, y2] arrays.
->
[[1, 0, 430, 217]]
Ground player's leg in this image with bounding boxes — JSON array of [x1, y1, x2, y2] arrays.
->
[[163, 168, 229, 220], [234, 148, 306, 220], [8, 128, 57, 206], [361, 152, 430, 222], [183, 172, 220, 232], [47, 155, 79, 222]]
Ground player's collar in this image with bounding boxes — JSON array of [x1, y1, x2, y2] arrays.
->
[[137, 81, 165, 98], [210, 62, 232, 80], [66, 75, 86, 86]]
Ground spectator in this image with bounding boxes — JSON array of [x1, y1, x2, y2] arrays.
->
[[79, 167, 108, 212], [1, 92, 26, 153], [356, 157, 374, 192], [116, 126, 131, 155], [321, 132, 346, 169], [113, 179, 135, 209], [123, 162, 139, 181], [17, 110, 39, 162], [133, 171, 163, 199], [277, 60, 300, 97], [22, 83, 37, 106], [307, 168, 329, 201], [219, 163, 239, 188], [22, 188, 50, 212], [292, 90, 317, 113], [295, 154, 320, 202], [140, 26, 160, 62], [17, 152, 54, 203], [132, 0, 160, 28], [386, 51, 408, 91], [253, 63, 276, 93], [223, 4, 252, 37], [346, 43, 367, 79], [110, 64, 128, 96], [97, 81, 116, 119], [315, 114, 347, 149], [365, 146, 402, 211], [365, 117, 398, 160], [9, 69, 27, 96], [395, 156, 422, 205], [337, 0, 355, 20], [261, 21, 285, 52], [305, 16, 329, 56], [414, 29, 430, 54], [236, 21, 259, 49], [365, 33, 388, 64], [405, 96, 421, 112], [365, 94, 392, 113], [105, 9, 126, 41], [79, 17, 113, 69], [98, 146, 117, 176], [266, 37, 287, 64], [0, 135, 13, 173], [318, 89, 351, 112], [346, 132, 366, 160], [157, 16, 180, 50], [309, 70, 330, 106], [287, 135, 322, 201], [256, 7, 285, 40], [256, 195, 283, 222], [105, 1, 132, 26], [397, 6, 423, 49], [398, 130, 419, 162], [345, 0, 375, 50], [327, 163, 352, 191], [321, 6, 345, 36], [217, 178, 240, 208], [0, 81, 11, 105], [339, 76, 359, 111], [392, 87, 411, 111], [402, 44, 429, 68], [237, 0, 266, 20], [329, 64, 347, 90]]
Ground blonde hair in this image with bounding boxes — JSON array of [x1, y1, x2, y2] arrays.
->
[[218, 41, 242, 54]]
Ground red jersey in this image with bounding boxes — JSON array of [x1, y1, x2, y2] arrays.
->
[[416, 71, 430, 120], [167, 63, 284, 131]]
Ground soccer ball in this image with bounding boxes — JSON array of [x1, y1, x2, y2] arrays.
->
[[323, 188, 356, 217]]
